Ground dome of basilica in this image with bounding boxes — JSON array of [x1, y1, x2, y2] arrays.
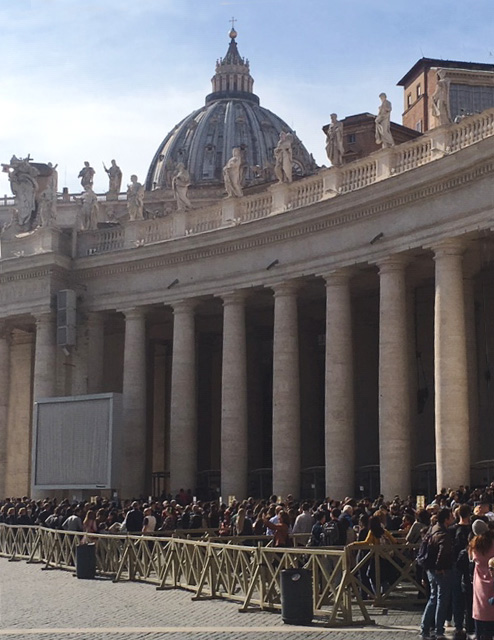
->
[[145, 29, 317, 192]]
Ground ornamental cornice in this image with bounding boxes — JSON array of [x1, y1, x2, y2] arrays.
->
[[71, 157, 494, 282], [0, 264, 68, 285]]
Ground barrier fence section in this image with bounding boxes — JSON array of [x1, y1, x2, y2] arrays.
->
[[0, 524, 424, 626]]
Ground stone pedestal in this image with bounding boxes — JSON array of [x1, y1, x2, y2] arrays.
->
[[378, 256, 411, 499], [121, 308, 147, 498], [221, 198, 241, 226], [322, 167, 341, 198], [220, 291, 248, 500], [434, 239, 470, 490], [269, 182, 291, 214], [169, 300, 197, 495], [324, 271, 355, 498], [272, 281, 300, 499], [376, 148, 395, 181]]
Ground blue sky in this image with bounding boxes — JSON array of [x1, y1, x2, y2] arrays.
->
[[0, 0, 493, 195]]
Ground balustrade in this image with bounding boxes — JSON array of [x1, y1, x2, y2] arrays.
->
[[2, 108, 494, 260], [291, 176, 324, 208], [239, 193, 273, 222], [340, 159, 377, 193]]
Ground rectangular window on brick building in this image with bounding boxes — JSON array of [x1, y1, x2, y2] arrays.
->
[[416, 120, 423, 132], [417, 84, 422, 98], [407, 93, 412, 108]]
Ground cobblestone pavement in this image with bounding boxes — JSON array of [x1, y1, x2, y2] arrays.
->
[[0, 558, 429, 640]]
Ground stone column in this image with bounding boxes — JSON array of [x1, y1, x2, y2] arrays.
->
[[87, 312, 105, 394], [32, 314, 56, 498], [33, 312, 57, 400], [272, 281, 300, 499], [71, 319, 88, 396], [169, 300, 197, 495], [464, 276, 479, 465], [121, 307, 147, 499], [6, 329, 34, 496], [378, 256, 411, 499], [0, 325, 10, 498], [434, 239, 470, 490], [220, 291, 248, 500], [324, 271, 355, 499]]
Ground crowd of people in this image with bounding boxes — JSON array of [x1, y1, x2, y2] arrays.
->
[[3, 483, 494, 640]]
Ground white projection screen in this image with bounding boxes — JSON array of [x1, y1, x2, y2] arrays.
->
[[32, 394, 122, 490]]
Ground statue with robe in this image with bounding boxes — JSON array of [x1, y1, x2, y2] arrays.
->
[[127, 174, 145, 220], [431, 70, 451, 127], [375, 93, 395, 148], [325, 113, 345, 167], [223, 148, 243, 198], [79, 186, 99, 230], [104, 159, 123, 198], [78, 161, 95, 190], [172, 163, 192, 211], [3, 155, 39, 229], [38, 163, 58, 227], [274, 132, 294, 183]]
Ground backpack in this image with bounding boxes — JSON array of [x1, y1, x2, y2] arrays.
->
[[415, 531, 437, 570], [322, 520, 340, 546]]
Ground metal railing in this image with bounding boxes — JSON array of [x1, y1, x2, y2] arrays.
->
[[0, 524, 424, 626]]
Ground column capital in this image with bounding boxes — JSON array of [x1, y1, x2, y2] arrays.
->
[[431, 237, 466, 260], [171, 299, 198, 315], [271, 280, 300, 298], [34, 311, 56, 326], [219, 290, 248, 306], [322, 267, 355, 286], [376, 254, 410, 274], [0, 321, 11, 340], [10, 328, 34, 346], [86, 310, 107, 326], [119, 306, 147, 321]]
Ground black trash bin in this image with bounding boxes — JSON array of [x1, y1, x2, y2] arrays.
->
[[280, 568, 313, 625], [76, 543, 96, 579]]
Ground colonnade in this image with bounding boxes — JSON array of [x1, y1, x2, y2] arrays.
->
[[0, 242, 476, 501]]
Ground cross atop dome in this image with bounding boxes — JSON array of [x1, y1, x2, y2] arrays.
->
[[229, 16, 237, 39]]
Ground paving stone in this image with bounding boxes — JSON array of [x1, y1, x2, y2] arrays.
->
[[0, 558, 427, 639]]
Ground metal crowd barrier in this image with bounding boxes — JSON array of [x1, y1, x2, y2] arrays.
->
[[0, 524, 423, 626]]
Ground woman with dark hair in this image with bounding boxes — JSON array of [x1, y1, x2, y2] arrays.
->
[[264, 510, 291, 547], [469, 519, 494, 640], [350, 514, 398, 595]]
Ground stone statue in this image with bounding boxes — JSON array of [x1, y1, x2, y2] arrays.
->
[[325, 113, 345, 167], [3, 155, 39, 229], [223, 148, 243, 198], [375, 93, 395, 149], [0, 210, 20, 239], [78, 161, 95, 190], [274, 132, 293, 183], [431, 70, 451, 127], [79, 186, 99, 231], [172, 163, 192, 211], [127, 174, 145, 220], [38, 163, 58, 227], [103, 159, 122, 198]]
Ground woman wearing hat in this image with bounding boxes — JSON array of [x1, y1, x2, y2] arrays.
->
[[469, 518, 494, 639]]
